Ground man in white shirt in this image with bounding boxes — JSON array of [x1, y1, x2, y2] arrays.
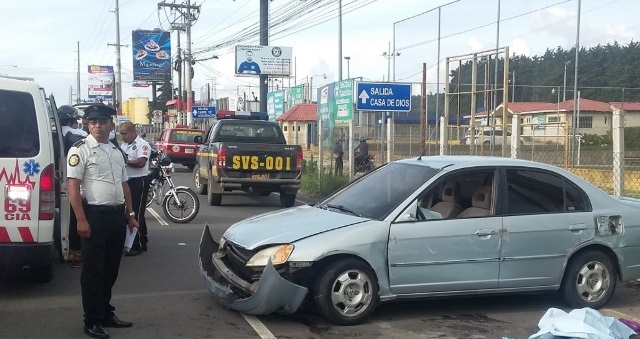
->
[[119, 122, 152, 255]]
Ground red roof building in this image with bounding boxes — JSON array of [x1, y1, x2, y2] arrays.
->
[[277, 103, 317, 149]]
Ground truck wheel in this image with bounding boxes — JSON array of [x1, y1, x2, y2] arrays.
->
[[31, 259, 54, 283], [280, 192, 296, 208], [207, 173, 222, 206], [193, 165, 207, 195]]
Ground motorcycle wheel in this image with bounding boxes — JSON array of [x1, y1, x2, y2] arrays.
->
[[162, 188, 200, 223], [145, 184, 155, 207]]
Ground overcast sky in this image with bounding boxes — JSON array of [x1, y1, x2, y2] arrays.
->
[[1, 0, 638, 105]]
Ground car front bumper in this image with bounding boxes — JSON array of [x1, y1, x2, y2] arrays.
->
[[198, 225, 308, 315]]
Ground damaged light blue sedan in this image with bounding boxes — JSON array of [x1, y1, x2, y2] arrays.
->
[[199, 156, 640, 325]]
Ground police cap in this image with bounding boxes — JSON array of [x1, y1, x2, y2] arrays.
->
[[84, 104, 116, 120]]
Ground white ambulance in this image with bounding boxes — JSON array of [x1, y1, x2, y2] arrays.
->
[[0, 76, 69, 282]]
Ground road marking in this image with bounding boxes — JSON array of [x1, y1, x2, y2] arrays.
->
[[274, 192, 318, 205], [147, 207, 169, 226], [240, 314, 276, 339]]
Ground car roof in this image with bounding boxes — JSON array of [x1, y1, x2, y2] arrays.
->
[[395, 155, 562, 172], [0, 77, 40, 91]]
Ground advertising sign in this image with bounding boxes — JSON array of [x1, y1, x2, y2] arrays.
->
[[235, 45, 292, 76], [333, 79, 353, 124], [132, 30, 171, 81], [87, 65, 114, 100], [286, 85, 305, 110], [267, 90, 285, 121]]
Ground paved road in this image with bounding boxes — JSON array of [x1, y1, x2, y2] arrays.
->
[[2, 167, 640, 338]]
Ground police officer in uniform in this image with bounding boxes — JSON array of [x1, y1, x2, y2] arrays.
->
[[67, 104, 138, 339], [119, 121, 151, 255]]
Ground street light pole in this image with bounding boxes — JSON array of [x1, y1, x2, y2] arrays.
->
[[563, 60, 571, 102], [344, 56, 351, 79]]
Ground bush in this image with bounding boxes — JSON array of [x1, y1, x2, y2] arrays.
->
[[300, 159, 349, 197]]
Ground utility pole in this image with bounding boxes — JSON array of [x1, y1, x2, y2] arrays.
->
[[107, 0, 126, 114], [259, 0, 269, 113], [338, 0, 343, 81], [158, 0, 200, 125], [76, 41, 81, 104]]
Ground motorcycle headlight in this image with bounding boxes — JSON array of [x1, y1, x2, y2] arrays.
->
[[246, 244, 294, 267]]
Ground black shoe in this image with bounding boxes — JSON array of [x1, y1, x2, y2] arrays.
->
[[124, 250, 141, 257], [84, 324, 110, 338], [103, 315, 133, 328], [141, 244, 147, 252]]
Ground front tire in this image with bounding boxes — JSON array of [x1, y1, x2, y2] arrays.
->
[[193, 165, 207, 195], [162, 188, 200, 223], [313, 258, 379, 326], [561, 250, 616, 309]]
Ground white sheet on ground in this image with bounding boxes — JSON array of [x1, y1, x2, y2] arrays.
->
[[529, 308, 635, 339]]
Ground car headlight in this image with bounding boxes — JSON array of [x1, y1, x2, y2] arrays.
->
[[246, 244, 294, 267]]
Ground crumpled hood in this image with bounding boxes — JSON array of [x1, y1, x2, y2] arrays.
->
[[223, 205, 367, 250]]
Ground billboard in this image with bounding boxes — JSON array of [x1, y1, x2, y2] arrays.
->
[[333, 79, 353, 124], [267, 90, 285, 121], [132, 30, 171, 81], [235, 45, 292, 76], [87, 65, 114, 100], [286, 85, 305, 110]]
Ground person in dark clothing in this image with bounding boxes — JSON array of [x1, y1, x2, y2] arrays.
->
[[334, 139, 344, 175], [67, 104, 138, 339], [354, 137, 369, 166]]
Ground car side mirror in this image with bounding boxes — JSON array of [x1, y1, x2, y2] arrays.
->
[[395, 200, 419, 223], [194, 135, 203, 144]]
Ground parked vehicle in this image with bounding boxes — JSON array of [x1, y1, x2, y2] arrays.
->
[[464, 127, 522, 146], [0, 77, 68, 282], [193, 111, 302, 207], [155, 125, 204, 170], [200, 155, 640, 325], [146, 150, 199, 223]]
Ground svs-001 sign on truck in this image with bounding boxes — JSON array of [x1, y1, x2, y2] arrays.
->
[[192, 111, 302, 207]]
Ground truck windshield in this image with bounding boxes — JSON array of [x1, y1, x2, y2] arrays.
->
[[217, 122, 283, 143]]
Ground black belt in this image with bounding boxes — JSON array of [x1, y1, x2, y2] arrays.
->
[[85, 204, 125, 214]]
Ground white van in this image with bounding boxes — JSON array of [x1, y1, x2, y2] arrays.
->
[[0, 77, 69, 282]]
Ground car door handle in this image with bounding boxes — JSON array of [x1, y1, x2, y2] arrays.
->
[[475, 229, 495, 237], [569, 223, 587, 232]]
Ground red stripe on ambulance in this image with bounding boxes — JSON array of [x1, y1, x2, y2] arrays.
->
[[0, 227, 10, 242], [18, 226, 34, 242]]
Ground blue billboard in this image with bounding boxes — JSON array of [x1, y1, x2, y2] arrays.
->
[[132, 30, 171, 81]]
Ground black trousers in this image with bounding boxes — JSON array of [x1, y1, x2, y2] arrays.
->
[[335, 155, 343, 175], [127, 176, 151, 251], [80, 204, 126, 326]]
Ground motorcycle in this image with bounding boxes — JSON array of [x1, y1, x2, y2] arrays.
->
[[145, 150, 200, 223], [354, 154, 374, 174]]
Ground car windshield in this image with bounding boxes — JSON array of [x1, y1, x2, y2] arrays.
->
[[320, 162, 440, 220], [170, 130, 203, 143]]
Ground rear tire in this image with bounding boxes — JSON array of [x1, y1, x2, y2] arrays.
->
[[31, 259, 54, 283], [193, 165, 207, 195], [207, 172, 222, 206], [280, 192, 296, 208], [561, 250, 616, 309]]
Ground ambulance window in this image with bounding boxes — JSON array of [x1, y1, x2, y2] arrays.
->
[[0, 90, 40, 157]]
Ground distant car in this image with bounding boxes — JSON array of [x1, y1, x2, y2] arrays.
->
[[464, 127, 523, 146], [200, 156, 640, 325], [155, 125, 204, 170]]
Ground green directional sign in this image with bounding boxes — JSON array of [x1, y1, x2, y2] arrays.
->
[[267, 89, 285, 121], [333, 79, 353, 125], [286, 85, 305, 110]]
